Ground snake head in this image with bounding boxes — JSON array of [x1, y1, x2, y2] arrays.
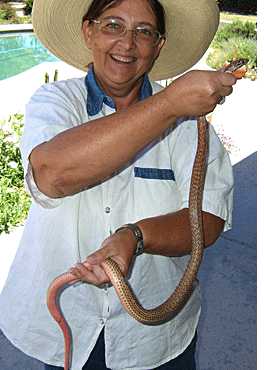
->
[[224, 58, 249, 73]]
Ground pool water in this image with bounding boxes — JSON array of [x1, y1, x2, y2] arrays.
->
[[0, 32, 60, 81]]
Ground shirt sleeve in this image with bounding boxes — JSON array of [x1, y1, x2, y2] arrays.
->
[[19, 78, 87, 208], [169, 116, 234, 232]]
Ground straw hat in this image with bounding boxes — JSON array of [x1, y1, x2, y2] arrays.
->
[[32, 0, 219, 81]]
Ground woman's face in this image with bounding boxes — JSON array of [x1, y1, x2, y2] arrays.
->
[[83, 0, 165, 94]]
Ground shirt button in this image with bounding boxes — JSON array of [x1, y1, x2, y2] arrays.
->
[[100, 319, 105, 325], [105, 207, 110, 214]]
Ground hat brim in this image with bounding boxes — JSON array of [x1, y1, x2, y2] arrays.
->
[[32, 0, 219, 81]]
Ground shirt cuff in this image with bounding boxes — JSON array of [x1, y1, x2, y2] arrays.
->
[[181, 197, 233, 233]]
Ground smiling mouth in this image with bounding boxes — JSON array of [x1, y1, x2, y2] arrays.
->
[[111, 54, 136, 63]]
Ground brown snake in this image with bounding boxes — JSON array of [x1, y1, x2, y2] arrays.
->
[[46, 58, 248, 370]]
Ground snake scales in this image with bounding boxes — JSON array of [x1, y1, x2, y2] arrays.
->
[[46, 58, 248, 370]]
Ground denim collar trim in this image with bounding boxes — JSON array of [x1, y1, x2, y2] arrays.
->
[[85, 66, 153, 116]]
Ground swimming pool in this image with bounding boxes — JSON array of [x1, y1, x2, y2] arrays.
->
[[0, 32, 60, 81]]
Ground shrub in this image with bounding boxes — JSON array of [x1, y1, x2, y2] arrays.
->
[[0, 2, 17, 20], [0, 114, 31, 234], [11, 15, 32, 24], [213, 21, 257, 44], [208, 21, 257, 80], [208, 37, 256, 65], [24, 0, 34, 15]]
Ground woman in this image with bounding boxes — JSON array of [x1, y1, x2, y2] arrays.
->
[[0, 0, 235, 369]]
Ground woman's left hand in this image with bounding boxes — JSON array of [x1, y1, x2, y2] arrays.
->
[[68, 228, 137, 286]]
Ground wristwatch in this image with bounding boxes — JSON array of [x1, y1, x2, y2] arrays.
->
[[114, 223, 144, 255]]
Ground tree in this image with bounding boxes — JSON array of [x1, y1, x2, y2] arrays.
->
[[218, 0, 257, 14]]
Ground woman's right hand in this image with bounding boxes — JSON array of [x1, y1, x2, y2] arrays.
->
[[163, 69, 237, 118]]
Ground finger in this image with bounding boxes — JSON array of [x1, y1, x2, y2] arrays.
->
[[68, 265, 85, 285], [89, 263, 110, 285], [218, 71, 237, 87], [217, 85, 234, 101], [224, 85, 233, 97], [68, 277, 82, 285], [68, 263, 91, 281], [216, 77, 237, 107], [86, 248, 108, 266], [69, 262, 110, 286]]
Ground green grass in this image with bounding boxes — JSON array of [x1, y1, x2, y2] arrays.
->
[[220, 12, 257, 24]]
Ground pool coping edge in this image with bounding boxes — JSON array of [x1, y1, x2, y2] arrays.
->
[[0, 24, 33, 34]]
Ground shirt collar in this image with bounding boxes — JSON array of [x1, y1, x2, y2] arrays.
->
[[85, 66, 153, 116]]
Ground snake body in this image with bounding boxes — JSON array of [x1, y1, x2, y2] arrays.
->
[[46, 58, 248, 370]]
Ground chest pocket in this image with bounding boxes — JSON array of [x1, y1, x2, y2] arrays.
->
[[134, 167, 175, 181], [133, 167, 181, 219]]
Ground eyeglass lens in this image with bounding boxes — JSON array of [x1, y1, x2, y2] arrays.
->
[[95, 19, 160, 46]]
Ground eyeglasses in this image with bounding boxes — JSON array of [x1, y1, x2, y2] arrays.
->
[[92, 18, 161, 46]]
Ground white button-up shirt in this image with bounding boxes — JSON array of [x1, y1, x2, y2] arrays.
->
[[0, 76, 233, 370]]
